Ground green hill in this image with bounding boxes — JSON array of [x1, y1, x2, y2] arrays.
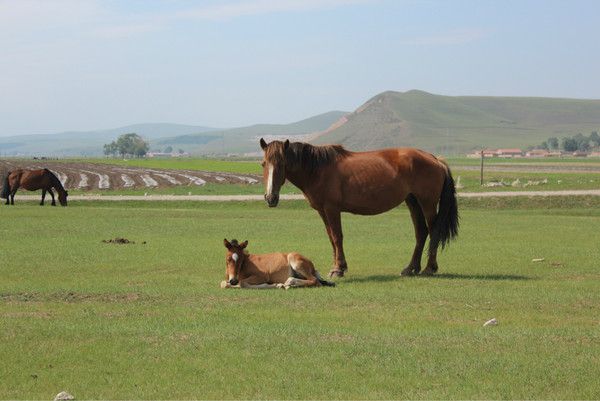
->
[[313, 90, 600, 154], [0, 123, 216, 156], [158, 111, 348, 154]]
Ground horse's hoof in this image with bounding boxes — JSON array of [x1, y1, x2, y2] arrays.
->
[[328, 270, 345, 278], [401, 266, 419, 276]]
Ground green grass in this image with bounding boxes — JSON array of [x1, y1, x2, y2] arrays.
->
[[1, 199, 600, 399]]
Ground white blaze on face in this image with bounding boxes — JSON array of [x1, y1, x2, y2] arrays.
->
[[266, 164, 274, 196], [229, 253, 239, 281]]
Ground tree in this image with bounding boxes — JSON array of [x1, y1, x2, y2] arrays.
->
[[539, 141, 549, 150], [104, 133, 150, 158], [103, 141, 118, 157], [547, 137, 559, 150], [590, 131, 600, 147], [164, 146, 173, 153], [562, 137, 578, 152]]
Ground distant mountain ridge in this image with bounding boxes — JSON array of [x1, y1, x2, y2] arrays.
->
[[0, 112, 347, 156], [313, 90, 600, 154], [3, 91, 600, 156]]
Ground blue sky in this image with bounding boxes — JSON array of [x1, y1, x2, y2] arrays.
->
[[1, 0, 599, 136]]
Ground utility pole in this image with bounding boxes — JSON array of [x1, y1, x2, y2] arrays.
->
[[480, 149, 484, 185]]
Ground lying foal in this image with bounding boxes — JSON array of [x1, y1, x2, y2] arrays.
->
[[221, 239, 335, 289]]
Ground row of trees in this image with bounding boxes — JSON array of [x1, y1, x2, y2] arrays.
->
[[536, 131, 600, 152], [103, 133, 150, 158]]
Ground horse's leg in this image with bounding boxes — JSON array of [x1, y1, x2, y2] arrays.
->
[[47, 188, 56, 206], [324, 209, 347, 277], [40, 189, 46, 206], [420, 200, 441, 275], [401, 194, 428, 276], [317, 210, 337, 272], [10, 189, 17, 205]]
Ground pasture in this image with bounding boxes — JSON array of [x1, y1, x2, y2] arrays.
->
[[1, 199, 600, 399]]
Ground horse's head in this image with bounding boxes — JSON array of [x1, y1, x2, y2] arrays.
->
[[59, 190, 68, 206], [260, 138, 289, 207], [223, 238, 248, 286]]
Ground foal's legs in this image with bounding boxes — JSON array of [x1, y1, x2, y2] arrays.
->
[[283, 253, 321, 288], [401, 194, 428, 276]]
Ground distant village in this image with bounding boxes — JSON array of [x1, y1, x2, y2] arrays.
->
[[467, 148, 600, 158]]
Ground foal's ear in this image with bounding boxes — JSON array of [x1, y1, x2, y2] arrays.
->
[[260, 138, 268, 150], [223, 239, 232, 249], [284, 139, 289, 150], [241, 240, 248, 249]]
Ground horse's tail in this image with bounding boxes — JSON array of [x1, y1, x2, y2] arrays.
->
[[315, 271, 336, 287], [429, 160, 459, 252], [0, 173, 10, 199]]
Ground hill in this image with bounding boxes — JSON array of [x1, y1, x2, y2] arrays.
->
[[0, 123, 216, 157], [312, 90, 600, 154], [0, 112, 347, 156], [157, 111, 348, 155]]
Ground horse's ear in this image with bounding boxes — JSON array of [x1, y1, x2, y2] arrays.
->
[[284, 139, 289, 150], [224, 239, 232, 249], [260, 138, 268, 150], [241, 240, 248, 249]]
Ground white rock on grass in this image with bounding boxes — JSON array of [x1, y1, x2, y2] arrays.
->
[[483, 318, 498, 327], [54, 391, 75, 401]]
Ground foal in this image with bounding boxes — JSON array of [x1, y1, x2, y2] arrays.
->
[[221, 239, 335, 289]]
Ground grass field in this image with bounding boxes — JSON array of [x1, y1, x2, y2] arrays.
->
[[1, 199, 600, 399], [58, 156, 600, 196]]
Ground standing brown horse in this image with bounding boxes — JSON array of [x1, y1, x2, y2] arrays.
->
[[1, 168, 68, 206], [259, 139, 458, 277]]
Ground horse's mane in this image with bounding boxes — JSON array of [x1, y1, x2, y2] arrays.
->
[[284, 142, 350, 174], [44, 168, 65, 192]]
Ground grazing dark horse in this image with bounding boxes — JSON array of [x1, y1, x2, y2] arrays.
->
[[1, 168, 68, 206], [259, 139, 458, 277]]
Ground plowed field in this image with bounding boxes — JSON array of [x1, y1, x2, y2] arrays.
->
[[0, 160, 260, 190]]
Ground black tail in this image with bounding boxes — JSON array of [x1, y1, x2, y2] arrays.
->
[[318, 278, 336, 287], [429, 165, 459, 253], [317, 272, 336, 287], [0, 173, 10, 199]]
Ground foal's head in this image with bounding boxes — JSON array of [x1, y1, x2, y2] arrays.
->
[[260, 138, 289, 207], [223, 238, 248, 286]]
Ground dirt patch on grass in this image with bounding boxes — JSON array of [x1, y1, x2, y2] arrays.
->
[[102, 237, 137, 244]]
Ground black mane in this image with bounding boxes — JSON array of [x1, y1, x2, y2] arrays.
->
[[285, 142, 349, 174]]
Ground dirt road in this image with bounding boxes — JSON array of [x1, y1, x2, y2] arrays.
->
[[10, 189, 600, 202]]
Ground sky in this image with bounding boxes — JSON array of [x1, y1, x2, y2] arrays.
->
[[1, 0, 600, 136]]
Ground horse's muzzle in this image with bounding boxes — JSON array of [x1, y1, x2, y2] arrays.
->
[[229, 278, 239, 286], [265, 193, 279, 208]]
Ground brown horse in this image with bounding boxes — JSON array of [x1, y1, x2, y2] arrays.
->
[[259, 139, 458, 277], [221, 239, 335, 289], [1, 168, 68, 206]]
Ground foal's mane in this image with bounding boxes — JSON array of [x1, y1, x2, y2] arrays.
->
[[266, 142, 349, 175]]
